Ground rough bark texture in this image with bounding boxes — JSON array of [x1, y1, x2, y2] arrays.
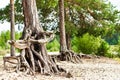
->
[[58, 0, 81, 63], [10, 0, 65, 75], [10, 0, 15, 56], [66, 33, 71, 50], [59, 0, 67, 52]]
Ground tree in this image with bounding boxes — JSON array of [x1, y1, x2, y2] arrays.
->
[[9, 0, 65, 74], [59, 0, 67, 52], [10, 0, 15, 56], [58, 0, 81, 63], [63, 0, 120, 50], [1, 0, 120, 57]]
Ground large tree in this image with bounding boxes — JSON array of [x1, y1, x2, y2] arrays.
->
[[10, 0, 15, 56], [58, 0, 81, 63], [9, 0, 65, 74], [59, 0, 67, 52], [1, 0, 120, 59], [63, 0, 120, 49]]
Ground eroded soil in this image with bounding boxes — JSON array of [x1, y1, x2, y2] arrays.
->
[[0, 57, 120, 80]]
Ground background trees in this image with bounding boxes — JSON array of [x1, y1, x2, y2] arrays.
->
[[0, 0, 120, 57]]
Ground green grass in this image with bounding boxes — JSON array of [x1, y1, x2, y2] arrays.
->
[[113, 58, 120, 63], [0, 49, 10, 56]]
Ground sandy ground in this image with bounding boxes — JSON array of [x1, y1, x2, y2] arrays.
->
[[0, 57, 120, 80]]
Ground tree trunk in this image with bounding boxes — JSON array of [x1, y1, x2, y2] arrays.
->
[[59, 0, 67, 52], [10, 0, 15, 56], [66, 33, 71, 50], [18, 0, 64, 74], [64, 6, 71, 50], [58, 0, 81, 63]]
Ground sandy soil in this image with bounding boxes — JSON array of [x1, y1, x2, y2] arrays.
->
[[0, 57, 120, 80]]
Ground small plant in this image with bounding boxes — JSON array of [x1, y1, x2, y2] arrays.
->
[[97, 40, 110, 56], [46, 38, 60, 51]]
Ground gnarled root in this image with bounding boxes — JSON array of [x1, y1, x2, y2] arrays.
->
[[58, 50, 82, 63]]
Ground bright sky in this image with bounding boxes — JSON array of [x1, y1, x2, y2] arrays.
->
[[0, 0, 9, 8], [109, 0, 120, 10], [0, 0, 22, 32], [0, 0, 120, 32], [0, 0, 10, 32]]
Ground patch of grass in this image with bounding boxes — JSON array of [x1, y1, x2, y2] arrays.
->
[[0, 49, 10, 56], [113, 58, 120, 63]]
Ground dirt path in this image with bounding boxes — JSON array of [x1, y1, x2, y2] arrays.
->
[[0, 57, 120, 80]]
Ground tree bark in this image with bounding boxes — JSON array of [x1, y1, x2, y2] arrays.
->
[[64, 6, 71, 50], [58, 0, 81, 63], [17, 0, 64, 74], [10, 0, 15, 56], [59, 0, 67, 52], [66, 33, 71, 50]]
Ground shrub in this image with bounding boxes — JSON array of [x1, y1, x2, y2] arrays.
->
[[0, 30, 22, 49], [97, 40, 110, 56], [117, 46, 120, 58], [0, 31, 10, 49], [46, 38, 60, 51], [105, 53, 114, 58], [72, 33, 111, 56], [72, 33, 101, 54]]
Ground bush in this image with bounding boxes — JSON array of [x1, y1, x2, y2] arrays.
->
[[97, 40, 110, 56], [72, 33, 101, 54], [46, 38, 60, 51], [117, 46, 120, 58], [105, 53, 114, 58], [0, 30, 22, 49], [72, 33, 110, 56], [0, 31, 10, 49]]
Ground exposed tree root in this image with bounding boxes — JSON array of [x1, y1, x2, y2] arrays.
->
[[5, 0, 73, 77], [58, 50, 82, 63], [7, 31, 69, 76], [7, 30, 81, 76]]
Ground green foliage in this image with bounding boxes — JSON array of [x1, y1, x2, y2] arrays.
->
[[97, 40, 110, 56], [0, 31, 21, 49], [0, 5, 10, 22], [0, 31, 10, 49], [116, 40, 120, 58], [46, 38, 60, 51], [66, 0, 120, 38], [105, 53, 114, 58], [104, 45, 120, 58], [65, 21, 78, 36], [0, 0, 120, 37], [0, 0, 23, 23], [72, 33, 101, 54], [0, 0, 120, 59], [15, 31, 22, 39], [72, 33, 111, 56]]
